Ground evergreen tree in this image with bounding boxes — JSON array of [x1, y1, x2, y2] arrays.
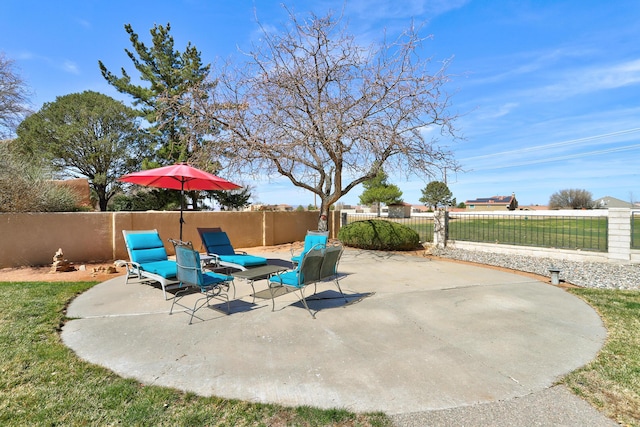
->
[[359, 171, 403, 217], [210, 187, 252, 211], [419, 181, 454, 210], [98, 23, 213, 166]]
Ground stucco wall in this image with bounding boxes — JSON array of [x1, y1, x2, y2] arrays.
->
[[0, 210, 331, 267]]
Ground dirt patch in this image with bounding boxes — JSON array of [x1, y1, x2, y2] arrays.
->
[[0, 244, 297, 283], [0, 263, 123, 283], [0, 243, 571, 288]]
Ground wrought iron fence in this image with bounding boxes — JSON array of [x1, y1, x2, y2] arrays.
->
[[448, 212, 608, 252], [342, 213, 434, 243], [632, 211, 640, 250]]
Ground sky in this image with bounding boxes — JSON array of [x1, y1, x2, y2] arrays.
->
[[2, 0, 640, 207]]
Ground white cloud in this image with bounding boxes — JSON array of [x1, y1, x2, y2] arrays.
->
[[76, 18, 91, 29], [62, 60, 80, 75], [514, 58, 640, 102]]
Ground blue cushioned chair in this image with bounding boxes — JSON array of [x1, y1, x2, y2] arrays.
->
[[170, 243, 233, 324], [120, 230, 179, 300], [291, 230, 329, 267], [197, 228, 267, 271], [269, 242, 347, 318]]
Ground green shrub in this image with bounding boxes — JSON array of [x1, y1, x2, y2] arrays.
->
[[0, 144, 80, 212], [338, 219, 421, 251]]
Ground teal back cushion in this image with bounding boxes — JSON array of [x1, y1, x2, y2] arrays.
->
[[201, 231, 236, 255], [126, 233, 168, 264]]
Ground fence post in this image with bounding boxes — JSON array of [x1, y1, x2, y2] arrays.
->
[[607, 208, 631, 262], [434, 210, 449, 248]]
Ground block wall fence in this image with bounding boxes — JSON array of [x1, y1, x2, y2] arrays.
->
[[0, 210, 339, 268], [1, 208, 638, 268]]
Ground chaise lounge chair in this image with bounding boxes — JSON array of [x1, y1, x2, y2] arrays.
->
[[197, 228, 268, 271], [120, 229, 180, 300]]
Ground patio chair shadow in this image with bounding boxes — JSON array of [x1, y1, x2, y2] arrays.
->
[[292, 290, 374, 311], [252, 285, 294, 300], [215, 299, 260, 314], [174, 299, 262, 324]]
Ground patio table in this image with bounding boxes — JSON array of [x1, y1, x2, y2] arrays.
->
[[230, 264, 288, 302]]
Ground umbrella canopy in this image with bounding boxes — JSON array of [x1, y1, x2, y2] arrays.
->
[[119, 163, 241, 240], [119, 163, 241, 192]]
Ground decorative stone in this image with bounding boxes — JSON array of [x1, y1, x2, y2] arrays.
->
[[92, 266, 117, 275], [50, 248, 76, 273]]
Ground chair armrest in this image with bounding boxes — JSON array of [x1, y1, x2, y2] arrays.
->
[[209, 254, 222, 267], [116, 260, 142, 277]]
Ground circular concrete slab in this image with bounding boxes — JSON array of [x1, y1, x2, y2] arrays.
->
[[62, 249, 606, 415]]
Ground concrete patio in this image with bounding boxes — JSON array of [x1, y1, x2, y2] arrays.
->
[[61, 248, 616, 425]]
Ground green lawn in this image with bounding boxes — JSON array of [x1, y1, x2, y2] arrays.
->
[[345, 214, 613, 250], [0, 281, 390, 427], [632, 214, 640, 249], [448, 215, 608, 251], [563, 289, 640, 426]]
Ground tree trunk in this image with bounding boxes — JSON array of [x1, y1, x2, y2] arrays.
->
[[96, 185, 108, 211], [318, 211, 328, 232]]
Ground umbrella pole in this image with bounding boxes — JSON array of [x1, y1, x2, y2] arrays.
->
[[179, 184, 185, 241]]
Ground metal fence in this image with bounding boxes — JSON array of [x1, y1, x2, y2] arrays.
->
[[448, 212, 608, 252], [342, 213, 434, 243], [632, 211, 640, 250]]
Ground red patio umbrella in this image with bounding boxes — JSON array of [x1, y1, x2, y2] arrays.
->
[[119, 163, 241, 240]]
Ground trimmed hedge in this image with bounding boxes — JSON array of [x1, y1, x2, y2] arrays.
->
[[338, 219, 421, 251]]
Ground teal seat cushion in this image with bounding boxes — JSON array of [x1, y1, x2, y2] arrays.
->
[[202, 272, 230, 287], [269, 271, 301, 288], [139, 260, 177, 279], [219, 254, 267, 267]]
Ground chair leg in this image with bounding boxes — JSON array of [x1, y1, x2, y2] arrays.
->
[[188, 286, 230, 324], [334, 278, 348, 302], [230, 280, 236, 300], [269, 283, 279, 312], [189, 295, 208, 325], [298, 286, 316, 319], [170, 287, 189, 315]]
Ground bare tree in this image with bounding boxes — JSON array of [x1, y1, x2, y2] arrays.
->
[[0, 53, 32, 138], [197, 10, 459, 230], [549, 188, 593, 209]]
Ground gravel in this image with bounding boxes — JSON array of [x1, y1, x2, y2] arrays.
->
[[433, 247, 640, 290]]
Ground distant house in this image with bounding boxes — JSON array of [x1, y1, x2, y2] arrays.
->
[[388, 202, 412, 218], [411, 204, 432, 213], [517, 204, 548, 211], [249, 204, 294, 212], [465, 193, 518, 211], [593, 196, 634, 209]]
